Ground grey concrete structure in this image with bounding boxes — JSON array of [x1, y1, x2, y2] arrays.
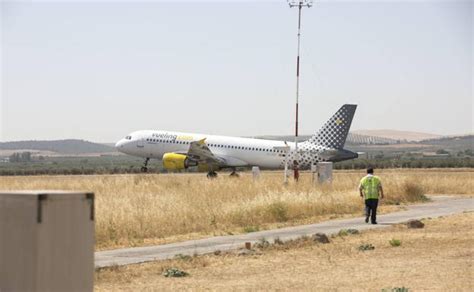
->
[[95, 196, 472, 268], [0, 191, 95, 292]]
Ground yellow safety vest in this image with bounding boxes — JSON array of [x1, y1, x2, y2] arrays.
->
[[360, 175, 381, 199]]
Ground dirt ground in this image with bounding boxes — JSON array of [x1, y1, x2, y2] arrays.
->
[[95, 212, 474, 291]]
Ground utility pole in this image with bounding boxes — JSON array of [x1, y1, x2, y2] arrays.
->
[[288, 0, 312, 181]]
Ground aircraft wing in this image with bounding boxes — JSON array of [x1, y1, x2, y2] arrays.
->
[[186, 139, 225, 165]]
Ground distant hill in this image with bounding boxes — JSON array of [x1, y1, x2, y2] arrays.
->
[[254, 133, 399, 145], [346, 133, 399, 145], [420, 135, 474, 150], [254, 132, 472, 150], [0, 139, 115, 155], [352, 130, 441, 142]]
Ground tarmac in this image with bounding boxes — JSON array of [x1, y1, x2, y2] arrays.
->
[[95, 195, 473, 268]]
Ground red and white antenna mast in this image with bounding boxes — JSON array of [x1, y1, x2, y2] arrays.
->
[[288, 0, 312, 181]]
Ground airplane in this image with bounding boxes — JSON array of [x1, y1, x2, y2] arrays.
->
[[115, 104, 358, 177]]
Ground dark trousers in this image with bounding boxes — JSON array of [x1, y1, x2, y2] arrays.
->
[[365, 199, 379, 223]]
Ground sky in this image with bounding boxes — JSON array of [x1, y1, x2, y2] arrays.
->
[[1, 0, 472, 142]]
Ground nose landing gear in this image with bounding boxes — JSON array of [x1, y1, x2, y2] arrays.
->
[[141, 158, 150, 173]]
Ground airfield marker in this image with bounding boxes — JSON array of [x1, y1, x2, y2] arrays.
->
[[245, 242, 252, 250]]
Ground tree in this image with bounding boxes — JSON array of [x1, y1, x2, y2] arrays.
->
[[9, 152, 32, 163], [435, 149, 449, 155]]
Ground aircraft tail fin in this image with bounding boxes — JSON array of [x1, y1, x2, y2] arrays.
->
[[305, 104, 357, 149]]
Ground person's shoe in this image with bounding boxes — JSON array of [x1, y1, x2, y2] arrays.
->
[[365, 216, 369, 223], [371, 222, 377, 225]]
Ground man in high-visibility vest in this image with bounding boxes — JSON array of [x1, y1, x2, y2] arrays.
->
[[359, 168, 384, 224]]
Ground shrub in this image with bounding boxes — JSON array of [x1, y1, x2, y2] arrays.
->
[[338, 229, 349, 236], [162, 268, 189, 277], [402, 181, 428, 202], [243, 226, 260, 233], [273, 237, 284, 245], [174, 253, 192, 261], [347, 229, 359, 235], [266, 202, 289, 222], [338, 229, 359, 236], [254, 237, 270, 249], [358, 243, 375, 251], [389, 238, 401, 247], [382, 287, 409, 292]]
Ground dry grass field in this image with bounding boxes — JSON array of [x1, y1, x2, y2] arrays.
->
[[95, 212, 474, 291], [0, 169, 472, 250]]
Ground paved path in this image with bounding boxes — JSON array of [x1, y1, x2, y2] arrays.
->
[[95, 195, 473, 268]]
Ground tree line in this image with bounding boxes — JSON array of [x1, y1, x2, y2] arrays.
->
[[0, 157, 472, 176]]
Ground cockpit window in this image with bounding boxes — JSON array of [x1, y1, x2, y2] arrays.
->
[[125, 136, 132, 140]]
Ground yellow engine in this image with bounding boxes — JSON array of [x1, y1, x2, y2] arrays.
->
[[162, 153, 197, 170]]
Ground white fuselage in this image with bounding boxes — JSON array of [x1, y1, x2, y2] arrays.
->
[[116, 130, 300, 169], [115, 105, 359, 170]]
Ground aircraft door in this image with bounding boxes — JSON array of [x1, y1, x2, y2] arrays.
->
[[137, 137, 145, 148]]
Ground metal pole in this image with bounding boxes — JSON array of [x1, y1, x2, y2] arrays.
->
[[294, 2, 302, 181], [288, 0, 312, 182]]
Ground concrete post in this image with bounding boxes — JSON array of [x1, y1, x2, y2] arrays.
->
[[252, 166, 260, 180], [311, 163, 317, 183], [317, 162, 333, 184]]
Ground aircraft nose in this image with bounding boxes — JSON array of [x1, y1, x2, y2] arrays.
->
[[115, 139, 125, 149]]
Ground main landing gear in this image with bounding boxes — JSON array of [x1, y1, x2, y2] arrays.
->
[[206, 170, 240, 178], [141, 158, 150, 173], [229, 169, 240, 177], [207, 171, 218, 179]]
